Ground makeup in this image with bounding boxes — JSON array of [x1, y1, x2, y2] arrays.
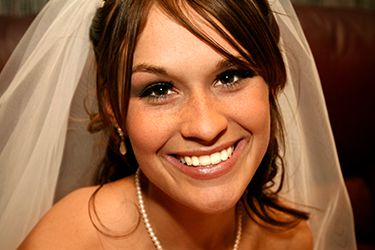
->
[[165, 139, 247, 180]]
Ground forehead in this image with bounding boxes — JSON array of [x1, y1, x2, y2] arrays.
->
[[132, 4, 239, 67]]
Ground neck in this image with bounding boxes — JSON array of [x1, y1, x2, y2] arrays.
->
[[140, 174, 241, 250]]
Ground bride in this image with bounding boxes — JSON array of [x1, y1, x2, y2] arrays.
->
[[0, 0, 356, 249]]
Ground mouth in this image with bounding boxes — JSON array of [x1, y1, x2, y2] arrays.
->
[[166, 139, 246, 180], [178, 145, 235, 167]]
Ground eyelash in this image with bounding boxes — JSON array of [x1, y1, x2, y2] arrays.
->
[[138, 68, 256, 102], [214, 68, 255, 89], [139, 81, 175, 102]]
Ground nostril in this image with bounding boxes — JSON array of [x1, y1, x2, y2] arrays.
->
[[179, 93, 228, 142], [180, 125, 228, 145], [180, 112, 228, 143]]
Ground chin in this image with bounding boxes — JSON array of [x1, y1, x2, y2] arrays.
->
[[198, 198, 240, 214], [178, 183, 246, 215]]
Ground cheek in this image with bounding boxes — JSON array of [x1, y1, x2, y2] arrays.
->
[[125, 101, 172, 160], [230, 83, 271, 139], [231, 83, 271, 171], [238, 99, 270, 132], [232, 85, 271, 181]]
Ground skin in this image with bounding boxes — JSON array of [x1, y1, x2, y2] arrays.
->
[[19, 4, 312, 250], [128, 6, 270, 214]]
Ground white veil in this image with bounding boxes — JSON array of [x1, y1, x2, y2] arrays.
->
[[0, 0, 356, 249], [272, 1, 356, 249], [0, 0, 105, 248]]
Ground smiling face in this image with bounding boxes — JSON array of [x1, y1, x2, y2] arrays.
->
[[125, 5, 271, 213]]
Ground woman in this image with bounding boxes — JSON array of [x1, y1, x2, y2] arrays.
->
[[0, 0, 355, 249]]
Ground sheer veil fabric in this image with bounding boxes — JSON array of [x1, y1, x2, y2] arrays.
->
[[0, 0, 356, 249]]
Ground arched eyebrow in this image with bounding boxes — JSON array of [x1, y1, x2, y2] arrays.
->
[[216, 59, 237, 70], [132, 63, 168, 75], [132, 58, 242, 75]]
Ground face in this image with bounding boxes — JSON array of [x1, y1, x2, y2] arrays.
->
[[126, 5, 270, 214]]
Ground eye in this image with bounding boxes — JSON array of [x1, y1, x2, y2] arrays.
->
[[215, 69, 255, 88], [139, 82, 176, 101]]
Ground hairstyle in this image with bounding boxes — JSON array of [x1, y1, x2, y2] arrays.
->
[[89, 0, 308, 230]]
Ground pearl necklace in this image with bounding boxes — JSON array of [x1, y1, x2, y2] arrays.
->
[[135, 169, 243, 250]]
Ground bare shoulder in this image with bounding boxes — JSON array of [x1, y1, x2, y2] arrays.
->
[[287, 219, 313, 249], [244, 218, 312, 250], [19, 176, 139, 250], [265, 218, 313, 250], [243, 203, 313, 250], [264, 202, 313, 249]]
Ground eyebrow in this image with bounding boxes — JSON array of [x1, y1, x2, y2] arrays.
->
[[132, 58, 240, 75], [132, 63, 168, 75], [217, 59, 237, 70]]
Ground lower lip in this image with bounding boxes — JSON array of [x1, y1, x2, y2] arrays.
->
[[165, 139, 246, 180]]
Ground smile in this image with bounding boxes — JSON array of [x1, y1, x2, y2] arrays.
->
[[178, 145, 235, 167], [166, 139, 246, 180]]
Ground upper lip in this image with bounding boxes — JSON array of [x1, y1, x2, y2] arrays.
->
[[169, 139, 240, 157]]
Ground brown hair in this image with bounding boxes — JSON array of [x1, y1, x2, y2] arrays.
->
[[89, 0, 308, 230]]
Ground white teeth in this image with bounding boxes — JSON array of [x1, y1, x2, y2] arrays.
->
[[227, 146, 233, 156], [179, 146, 234, 167], [210, 152, 221, 165], [198, 155, 211, 166], [185, 156, 192, 166], [192, 156, 199, 166], [220, 149, 228, 161]]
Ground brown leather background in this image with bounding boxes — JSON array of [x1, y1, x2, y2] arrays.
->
[[296, 6, 375, 249]]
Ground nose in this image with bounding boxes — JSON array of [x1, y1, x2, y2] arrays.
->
[[180, 91, 228, 144]]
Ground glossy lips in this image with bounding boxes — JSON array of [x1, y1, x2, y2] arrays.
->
[[167, 141, 244, 180]]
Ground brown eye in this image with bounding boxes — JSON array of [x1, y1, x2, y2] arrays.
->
[[139, 82, 174, 98], [215, 69, 255, 87]]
